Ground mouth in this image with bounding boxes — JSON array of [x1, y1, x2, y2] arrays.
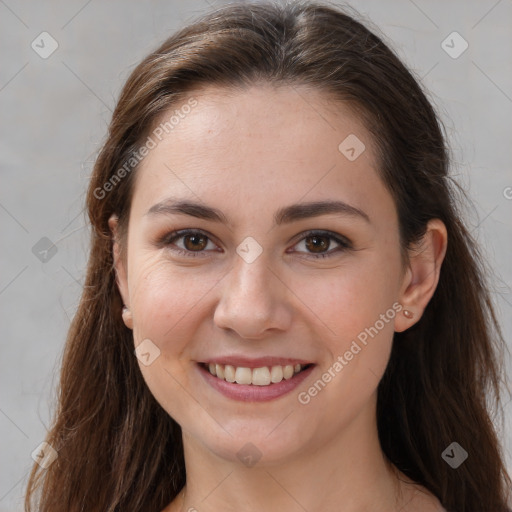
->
[[197, 361, 316, 402], [198, 361, 314, 386]]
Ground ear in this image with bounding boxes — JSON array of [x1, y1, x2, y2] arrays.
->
[[108, 214, 133, 329], [395, 219, 448, 332]]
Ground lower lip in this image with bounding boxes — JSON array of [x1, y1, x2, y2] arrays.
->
[[197, 363, 316, 402]]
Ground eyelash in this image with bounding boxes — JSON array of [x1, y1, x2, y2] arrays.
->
[[158, 228, 352, 259]]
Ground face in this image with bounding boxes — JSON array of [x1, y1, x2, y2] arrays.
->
[[112, 84, 410, 465]]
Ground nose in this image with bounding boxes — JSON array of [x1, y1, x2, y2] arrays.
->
[[213, 254, 292, 339]]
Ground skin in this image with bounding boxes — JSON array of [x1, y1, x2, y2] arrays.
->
[[109, 83, 448, 512]]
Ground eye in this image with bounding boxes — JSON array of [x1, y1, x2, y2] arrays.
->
[[158, 229, 352, 259], [160, 229, 218, 258], [290, 230, 352, 259]]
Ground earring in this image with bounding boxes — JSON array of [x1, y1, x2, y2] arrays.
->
[[122, 305, 131, 320], [403, 309, 414, 319], [121, 305, 133, 329]]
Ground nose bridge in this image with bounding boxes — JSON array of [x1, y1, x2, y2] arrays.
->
[[213, 248, 291, 337], [239, 249, 271, 289], [227, 250, 275, 310]]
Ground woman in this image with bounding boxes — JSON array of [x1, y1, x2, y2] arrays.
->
[[24, 1, 511, 511]]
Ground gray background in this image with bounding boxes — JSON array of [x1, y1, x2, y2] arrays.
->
[[1, 0, 511, 509]]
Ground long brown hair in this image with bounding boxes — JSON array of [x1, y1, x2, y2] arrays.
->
[[24, 1, 511, 510]]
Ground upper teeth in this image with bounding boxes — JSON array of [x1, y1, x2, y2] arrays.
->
[[207, 363, 305, 386]]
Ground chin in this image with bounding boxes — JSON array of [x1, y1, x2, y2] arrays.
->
[[192, 420, 312, 468]]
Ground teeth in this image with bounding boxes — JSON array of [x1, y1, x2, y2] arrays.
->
[[205, 362, 306, 386], [270, 365, 283, 383], [283, 365, 294, 380], [252, 367, 271, 386], [215, 364, 224, 380], [224, 365, 236, 383], [235, 367, 252, 385]]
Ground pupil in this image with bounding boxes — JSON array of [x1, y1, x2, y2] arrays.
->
[[185, 234, 206, 251], [307, 236, 328, 253]]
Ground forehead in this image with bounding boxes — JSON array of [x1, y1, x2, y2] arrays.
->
[[157, 83, 371, 153], [130, 83, 389, 224]]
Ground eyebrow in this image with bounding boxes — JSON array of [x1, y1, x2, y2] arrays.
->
[[145, 197, 370, 225]]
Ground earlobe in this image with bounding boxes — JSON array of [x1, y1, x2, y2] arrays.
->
[[395, 219, 448, 333], [108, 214, 133, 329], [121, 305, 133, 330]]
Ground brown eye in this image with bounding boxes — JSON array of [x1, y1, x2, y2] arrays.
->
[[160, 229, 351, 259], [292, 230, 352, 259], [162, 229, 217, 257], [182, 233, 209, 251], [304, 235, 331, 253]]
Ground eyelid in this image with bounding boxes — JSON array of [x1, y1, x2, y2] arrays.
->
[[289, 229, 352, 259], [158, 228, 353, 259], [158, 228, 218, 257]]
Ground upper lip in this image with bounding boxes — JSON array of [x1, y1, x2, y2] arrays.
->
[[199, 356, 314, 368]]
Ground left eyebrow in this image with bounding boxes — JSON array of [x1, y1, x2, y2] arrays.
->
[[145, 197, 371, 225]]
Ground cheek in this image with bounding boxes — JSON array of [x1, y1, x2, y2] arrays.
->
[[292, 253, 402, 345], [293, 277, 397, 438], [127, 258, 224, 420], [291, 251, 401, 409], [128, 256, 224, 356]]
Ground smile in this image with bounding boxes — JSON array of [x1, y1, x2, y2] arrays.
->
[[201, 362, 311, 386], [197, 361, 316, 402]]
